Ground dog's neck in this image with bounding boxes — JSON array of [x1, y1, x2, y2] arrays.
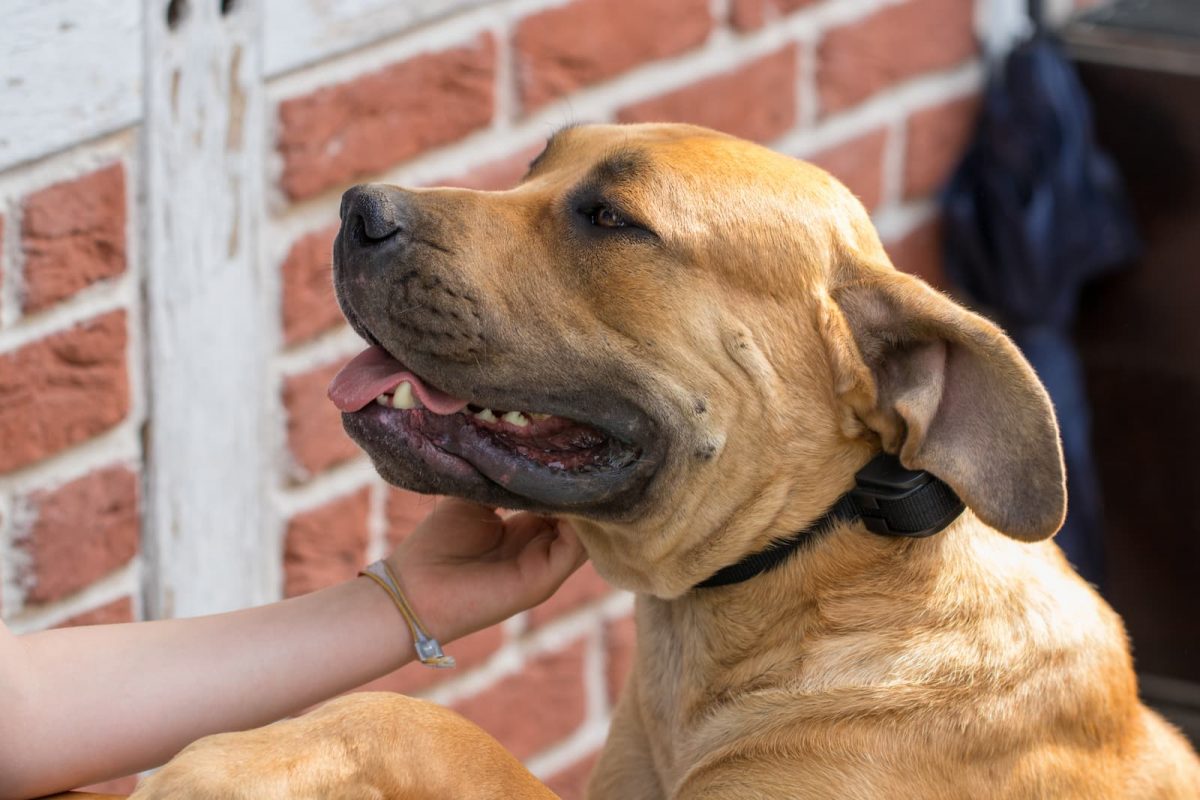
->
[[626, 517, 1111, 791], [692, 454, 964, 589], [632, 516, 977, 741], [578, 442, 878, 597]]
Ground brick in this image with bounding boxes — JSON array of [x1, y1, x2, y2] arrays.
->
[[0, 311, 129, 473], [384, 487, 440, 548], [56, 596, 135, 628], [453, 639, 587, 760], [358, 624, 505, 695], [283, 488, 370, 597], [516, 0, 712, 112], [887, 217, 947, 288], [605, 614, 637, 705], [19, 467, 139, 605], [434, 143, 545, 191], [283, 361, 360, 481], [730, 0, 820, 31], [280, 224, 341, 346], [817, 0, 979, 116], [528, 561, 612, 628], [278, 35, 496, 201], [807, 128, 888, 212], [903, 94, 980, 200], [617, 46, 799, 144], [546, 751, 601, 800], [20, 164, 126, 313]]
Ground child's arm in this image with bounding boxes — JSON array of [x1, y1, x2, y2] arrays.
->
[[0, 500, 585, 800]]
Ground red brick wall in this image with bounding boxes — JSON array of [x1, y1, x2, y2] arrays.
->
[[1, 1, 992, 794], [0, 149, 142, 635]]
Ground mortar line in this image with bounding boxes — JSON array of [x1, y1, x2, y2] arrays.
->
[[366, 478, 389, 563], [275, 323, 363, 376], [0, 273, 135, 352], [273, 457, 386, 519], [0, 492, 15, 618], [0, 128, 139, 198], [872, 197, 940, 243], [0, 424, 144, 495], [5, 559, 141, 634], [490, 13, 518, 131], [775, 60, 984, 158], [0, 197, 17, 330], [880, 112, 910, 209]]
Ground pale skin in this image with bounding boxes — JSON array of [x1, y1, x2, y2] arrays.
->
[[0, 498, 585, 800]]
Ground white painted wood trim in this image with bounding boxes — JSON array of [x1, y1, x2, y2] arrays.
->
[[0, 1, 143, 171], [262, 0, 490, 77], [142, 0, 277, 617]]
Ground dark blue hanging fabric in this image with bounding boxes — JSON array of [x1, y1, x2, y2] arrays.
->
[[941, 35, 1139, 589]]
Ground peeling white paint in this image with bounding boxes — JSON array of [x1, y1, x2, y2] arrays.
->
[[263, 0, 490, 77], [0, 1, 142, 171], [142, 0, 275, 617]]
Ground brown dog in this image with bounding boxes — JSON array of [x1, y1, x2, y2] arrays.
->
[[132, 124, 1200, 799]]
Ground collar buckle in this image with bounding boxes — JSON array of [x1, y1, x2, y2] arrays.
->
[[849, 455, 965, 538]]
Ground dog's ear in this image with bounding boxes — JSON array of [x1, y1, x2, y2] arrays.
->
[[824, 265, 1065, 541]]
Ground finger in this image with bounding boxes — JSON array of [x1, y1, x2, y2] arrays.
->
[[433, 497, 501, 523], [425, 498, 505, 550], [495, 512, 559, 556], [554, 522, 588, 573], [516, 522, 587, 594], [550, 523, 588, 573]]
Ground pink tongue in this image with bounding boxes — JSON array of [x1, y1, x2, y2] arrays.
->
[[327, 346, 470, 414]]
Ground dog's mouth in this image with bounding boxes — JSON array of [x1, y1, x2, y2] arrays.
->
[[328, 345, 657, 513]]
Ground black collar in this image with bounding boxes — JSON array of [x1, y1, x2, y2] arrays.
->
[[693, 453, 965, 590]]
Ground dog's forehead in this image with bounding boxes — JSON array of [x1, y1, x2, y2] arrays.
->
[[513, 123, 884, 289], [534, 123, 860, 234], [531, 123, 789, 188], [538, 122, 715, 159]]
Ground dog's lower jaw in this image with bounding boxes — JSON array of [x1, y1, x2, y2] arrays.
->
[[343, 403, 663, 519]]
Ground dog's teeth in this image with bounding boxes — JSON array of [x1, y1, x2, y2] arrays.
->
[[392, 382, 422, 410], [503, 411, 529, 427], [474, 408, 498, 423], [375, 395, 390, 406], [530, 413, 551, 421]]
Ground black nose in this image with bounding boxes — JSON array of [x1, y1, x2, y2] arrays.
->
[[340, 184, 410, 245]]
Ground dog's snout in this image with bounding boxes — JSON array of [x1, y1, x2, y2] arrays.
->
[[340, 184, 410, 245]]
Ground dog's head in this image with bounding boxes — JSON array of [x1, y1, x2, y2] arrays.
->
[[330, 123, 1065, 596]]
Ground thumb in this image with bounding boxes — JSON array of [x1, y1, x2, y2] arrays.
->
[[550, 520, 588, 573], [520, 519, 587, 596]]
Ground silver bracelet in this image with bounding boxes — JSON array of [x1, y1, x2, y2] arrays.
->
[[360, 560, 456, 669]]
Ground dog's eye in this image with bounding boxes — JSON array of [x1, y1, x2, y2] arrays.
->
[[588, 205, 627, 229]]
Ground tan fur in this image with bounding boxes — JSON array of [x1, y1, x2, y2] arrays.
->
[[131, 693, 554, 799], [141, 124, 1200, 798]]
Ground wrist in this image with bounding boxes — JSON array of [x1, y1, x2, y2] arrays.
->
[[379, 554, 464, 644]]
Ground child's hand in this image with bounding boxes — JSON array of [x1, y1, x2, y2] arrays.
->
[[384, 499, 587, 643]]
